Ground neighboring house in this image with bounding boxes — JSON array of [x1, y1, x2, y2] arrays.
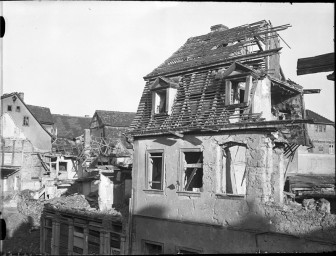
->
[[89, 110, 135, 166], [127, 21, 333, 254], [27, 103, 56, 136], [293, 109, 335, 176], [1, 92, 52, 196], [52, 114, 91, 140]]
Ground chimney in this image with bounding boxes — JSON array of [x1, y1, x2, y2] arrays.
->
[[18, 92, 24, 101], [210, 24, 229, 32]]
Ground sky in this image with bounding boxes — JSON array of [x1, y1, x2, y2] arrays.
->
[[1, 2, 335, 121]]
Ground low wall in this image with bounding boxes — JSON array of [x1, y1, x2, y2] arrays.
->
[[296, 153, 335, 175]]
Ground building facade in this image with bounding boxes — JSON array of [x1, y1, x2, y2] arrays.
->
[[126, 21, 336, 254]]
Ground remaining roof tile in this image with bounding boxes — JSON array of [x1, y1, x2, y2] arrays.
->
[[27, 105, 54, 125], [95, 110, 136, 127], [53, 114, 91, 139]]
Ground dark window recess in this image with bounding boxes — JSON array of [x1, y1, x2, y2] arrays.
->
[[73, 226, 84, 254], [7, 105, 12, 111], [143, 242, 163, 255], [59, 162, 67, 171], [155, 90, 167, 114], [23, 116, 29, 126], [44, 218, 52, 254], [59, 223, 69, 255], [177, 249, 200, 254], [16, 106, 20, 112], [111, 232, 121, 252], [148, 152, 163, 190], [88, 229, 100, 254], [183, 152, 203, 192]]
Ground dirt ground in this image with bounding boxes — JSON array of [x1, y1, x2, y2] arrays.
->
[[1, 207, 40, 254]]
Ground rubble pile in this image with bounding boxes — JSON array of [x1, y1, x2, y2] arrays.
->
[[264, 198, 336, 243]]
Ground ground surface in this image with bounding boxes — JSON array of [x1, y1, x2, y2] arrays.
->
[[2, 207, 40, 254]]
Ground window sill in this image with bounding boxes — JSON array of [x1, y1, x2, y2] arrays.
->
[[143, 189, 164, 195], [153, 113, 169, 117], [177, 191, 201, 197], [215, 193, 245, 200]]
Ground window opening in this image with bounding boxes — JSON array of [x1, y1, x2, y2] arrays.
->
[[44, 218, 52, 254], [16, 106, 20, 112], [110, 233, 121, 254], [329, 144, 334, 154], [148, 152, 163, 190], [7, 105, 12, 111], [143, 241, 163, 255], [59, 223, 69, 255], [23, 116, 29, 126], [88, 229, 100, 255], [222, 145, 247, 195], [182, 151, 203, 192], [154, 90, 167, 114], [59, 161, 67, 172], [73, 226, 84, 254]]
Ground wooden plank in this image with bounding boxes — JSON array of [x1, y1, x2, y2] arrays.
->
[[297, 53, 334, 75]]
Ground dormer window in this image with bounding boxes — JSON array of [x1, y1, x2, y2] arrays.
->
[[149, 76, 179, 115], [154, 89, 167, 114]]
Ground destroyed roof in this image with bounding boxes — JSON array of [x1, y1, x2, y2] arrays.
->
[[26, 104, 54, 125], [305, 109, 334, 125], [145, 20, 290, 78], [52, 114, 91, 139], [94, 110, 136, 127]]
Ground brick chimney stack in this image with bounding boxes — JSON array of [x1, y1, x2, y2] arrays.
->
[[18, 92, 24, 101], [210, 24, 229, 32]]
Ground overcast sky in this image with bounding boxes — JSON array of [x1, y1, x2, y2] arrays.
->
[[2, 2, 335, 121]]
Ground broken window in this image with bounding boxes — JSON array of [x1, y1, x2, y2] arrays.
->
[[73, 226, 84, 254], [147, 151, 164, 190], [23, 116, 29, 126], [221, 145, 247, 195], [181, 150, 203, 192], [142, 240, 163, 255], [7, 105, 12, 111]]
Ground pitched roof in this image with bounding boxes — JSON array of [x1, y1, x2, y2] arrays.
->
[[53, 114, 91, 139], [306, 109, 334, 125], [26, 104, 54, 125], [95, 110, 136, 127], [145, 20, 290, 78], [1, 92, 52, 137]]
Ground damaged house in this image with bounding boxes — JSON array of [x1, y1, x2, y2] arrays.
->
[[128, 21, 335, 254], [1, 92, 52, 199]]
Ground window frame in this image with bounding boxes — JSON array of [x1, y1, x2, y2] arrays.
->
[[216, 142, 247, 199], [142, 240, 164, 255], [145, 149, 165, 191], [152, 88, 168, 115], [7, 105, 12, 111], [23, 116, 29, 126], [178, 148, 203, 195]]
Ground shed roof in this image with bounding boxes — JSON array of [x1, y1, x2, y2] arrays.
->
[[52, 114, 91, 139], [26, 104, 54, 125], [94, 110, 136, 127]]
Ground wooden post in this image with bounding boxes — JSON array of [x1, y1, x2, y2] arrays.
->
[[225, 80, 232, 105], [244, 76, 252, 103]]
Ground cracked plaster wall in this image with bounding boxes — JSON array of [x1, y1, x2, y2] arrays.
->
[[131, 131, 336, 253]]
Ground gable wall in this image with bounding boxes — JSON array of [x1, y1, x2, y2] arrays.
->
[[1, 96, 51, 151]]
